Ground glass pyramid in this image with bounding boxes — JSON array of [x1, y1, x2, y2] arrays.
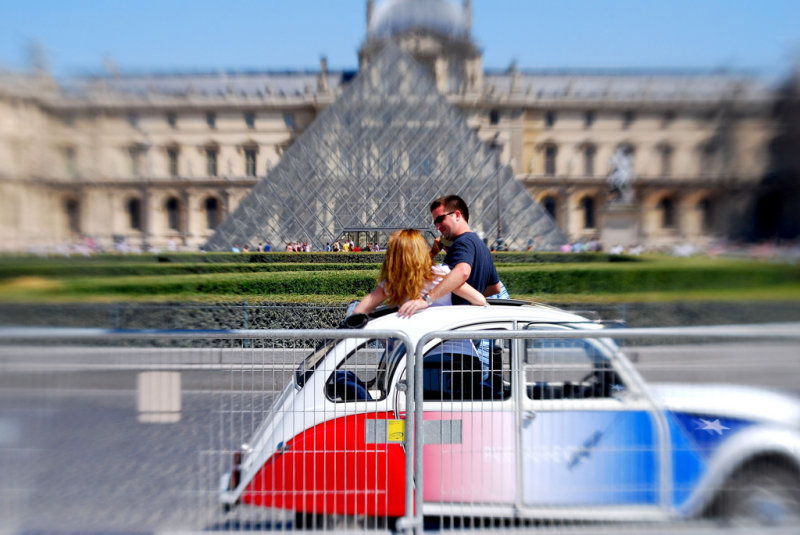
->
[[205, 44, 565, 251]]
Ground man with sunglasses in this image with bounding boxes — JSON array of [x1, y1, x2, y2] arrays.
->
[[398, 195, 502, 318]]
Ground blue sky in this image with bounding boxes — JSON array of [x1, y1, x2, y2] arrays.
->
[[0, 0, 798, 82]]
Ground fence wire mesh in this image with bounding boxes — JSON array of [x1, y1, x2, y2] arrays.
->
[[0, 324, 798, 534]]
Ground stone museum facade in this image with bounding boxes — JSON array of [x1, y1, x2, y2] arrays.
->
[[0, 0, 779, 252]]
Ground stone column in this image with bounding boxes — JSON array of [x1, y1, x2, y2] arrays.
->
[[180, 189, 191, 246], [141, 186, 151, 252]]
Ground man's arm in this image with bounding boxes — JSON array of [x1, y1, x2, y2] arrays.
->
[[452, 282, 487, 306], [396, 262, 471, 318]]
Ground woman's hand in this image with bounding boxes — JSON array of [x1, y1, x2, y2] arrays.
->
[[397, 298, 429, 318]]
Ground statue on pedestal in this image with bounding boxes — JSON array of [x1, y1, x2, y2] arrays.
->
[[607, 147, 635, 204]]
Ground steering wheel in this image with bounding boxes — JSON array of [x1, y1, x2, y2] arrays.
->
[[328, 370, 372, 401]]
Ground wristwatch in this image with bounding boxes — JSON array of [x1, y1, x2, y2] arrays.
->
[[423, 294, 433, 305]]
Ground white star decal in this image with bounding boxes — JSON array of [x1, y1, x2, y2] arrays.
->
[[697, 418, 730, 435]]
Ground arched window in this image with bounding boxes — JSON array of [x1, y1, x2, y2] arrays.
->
[[542, 195, 557, 220], [65, 198, 80, 234], [165, 197, 181, 231], [580, 196, 596, 229], [205, 197, 220, 230], [658, 196, 675, 228], [698, 198, 713, 233], [127, 198, 142, 230]]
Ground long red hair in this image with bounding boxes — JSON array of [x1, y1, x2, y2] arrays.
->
[[380, 229, 434, 307]]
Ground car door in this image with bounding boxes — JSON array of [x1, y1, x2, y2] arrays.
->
[[421, 324, 518, 511], [520, 325, 662, 511]]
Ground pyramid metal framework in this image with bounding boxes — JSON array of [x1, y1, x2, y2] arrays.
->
[[205, 45, 565, 251]]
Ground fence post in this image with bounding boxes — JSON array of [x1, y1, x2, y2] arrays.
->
[[243, 301, 250, 348], [400, 338, 417, 535]]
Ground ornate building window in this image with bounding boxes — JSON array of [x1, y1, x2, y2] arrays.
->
[[65, 198, 80, 234], [489, 109, 499, 125], [167, 147, 179, 177], [662, 111, 675, 129], [244, 112, 255, 129], [658, 196, 676, 228], [658, 144, 673, 177], [580, 196, 596, 229], [206, 147, 218, 177], [544, 145, 557, 176], [205, 197, 220, 230], [167, 112, 177, 129], [545, 111, 556, 129], [447, 61, 464, 94], [698, 197, 714, 233], [244, 148, 257, 177], [129, 145, 145, 177], [64, 146, 78, 179], [583, 144, 596, 176], [127, 198, 142, 230], [165, 197, 181, 231], [584, 111, 595, 128], [700, 143, 717, 176], [206, 112, 216, 129], [622, 110, 635, 129]]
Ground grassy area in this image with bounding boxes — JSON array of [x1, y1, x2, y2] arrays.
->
[[0, 254, 797, 304]]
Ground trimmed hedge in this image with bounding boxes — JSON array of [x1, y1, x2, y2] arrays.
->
[[493, 252, 640, 264], [0, 250, 638, 266], [497, 262, 800, 294], [0, 262, 380, 279], [61, 270, 379, 297], [39, 260, 800, 298]]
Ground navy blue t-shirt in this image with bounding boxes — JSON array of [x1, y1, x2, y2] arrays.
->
[[443, 232, 500, 305]]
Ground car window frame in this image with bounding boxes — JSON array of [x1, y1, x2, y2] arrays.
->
[[520, 323, 642, 408], [419, 321, 517, 408]]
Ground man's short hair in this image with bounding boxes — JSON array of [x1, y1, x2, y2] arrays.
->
[[430, 195, 469, 222]]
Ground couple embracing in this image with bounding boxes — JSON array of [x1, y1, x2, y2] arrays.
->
[[353, 195, 508, 317]]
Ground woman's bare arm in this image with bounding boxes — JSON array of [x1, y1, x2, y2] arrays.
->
[[352, 286, 388, 315]]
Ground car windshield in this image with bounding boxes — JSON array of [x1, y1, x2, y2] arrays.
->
[[295, 339, 338, 388], [326, 338, 406, 402]]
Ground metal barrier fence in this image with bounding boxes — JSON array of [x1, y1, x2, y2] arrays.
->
[[0, 323, 799, 534]]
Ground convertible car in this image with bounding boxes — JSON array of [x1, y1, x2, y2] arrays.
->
[[219, 301, 800, 527]]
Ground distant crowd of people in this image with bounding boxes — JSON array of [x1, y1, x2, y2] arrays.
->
[[230, 240, 384, 253]]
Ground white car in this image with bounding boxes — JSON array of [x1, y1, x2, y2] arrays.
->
[[219, 302, 800, 527]]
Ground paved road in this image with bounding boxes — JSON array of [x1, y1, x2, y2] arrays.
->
[[0, 341, 798, 532]]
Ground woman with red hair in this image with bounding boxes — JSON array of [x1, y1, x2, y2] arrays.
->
[[353, 228, 486, 317]]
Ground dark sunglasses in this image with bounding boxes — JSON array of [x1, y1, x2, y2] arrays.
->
[[433, 211, 456, 225]]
